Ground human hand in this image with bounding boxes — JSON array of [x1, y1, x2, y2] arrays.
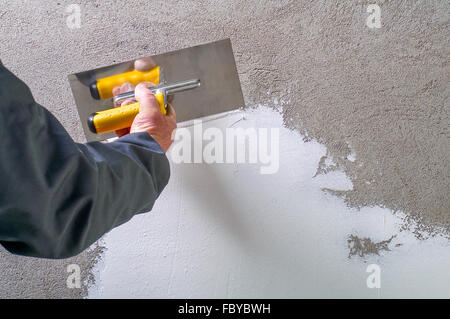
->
[[130, 82, 177, 152], [111, 58, 177, 152], [111, 81, 176, 152]]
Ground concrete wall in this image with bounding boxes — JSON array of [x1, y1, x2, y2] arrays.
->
[[0, 0, 448, 298]]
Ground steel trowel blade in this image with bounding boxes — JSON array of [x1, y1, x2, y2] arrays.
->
[[68, 38, 245, 142]]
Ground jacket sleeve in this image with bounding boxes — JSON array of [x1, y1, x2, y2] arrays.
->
[[0, 61, 170, 259]]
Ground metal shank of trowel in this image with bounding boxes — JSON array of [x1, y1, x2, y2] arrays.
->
[[113, 79, 201, 106]]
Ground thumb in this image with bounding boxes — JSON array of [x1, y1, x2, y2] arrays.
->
[[134, 57, 156, 71], [135, 82, 162, 117]]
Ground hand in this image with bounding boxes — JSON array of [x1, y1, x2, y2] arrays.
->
[[112, 81, 176, 152], [111, 57, 160, 137], [111, 59, 177, 152], [130, 82, 177, 152]]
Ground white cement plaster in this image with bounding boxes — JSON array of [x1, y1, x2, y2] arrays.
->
[[88, 106, 450, 298]]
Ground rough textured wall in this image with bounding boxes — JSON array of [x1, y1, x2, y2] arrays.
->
[[0, 0, 448, 297]]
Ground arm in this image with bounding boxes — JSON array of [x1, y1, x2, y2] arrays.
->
[[0, 61, 174, 259]]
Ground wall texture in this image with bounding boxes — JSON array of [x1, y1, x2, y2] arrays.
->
[[88, 107, 450, 298], [0, 0, 448, 298]]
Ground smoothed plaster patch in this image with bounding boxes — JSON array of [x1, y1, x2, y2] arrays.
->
[[88, 106, 450, 298]]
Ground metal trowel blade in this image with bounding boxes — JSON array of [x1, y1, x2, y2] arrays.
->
[[68, 38, 245, 142]]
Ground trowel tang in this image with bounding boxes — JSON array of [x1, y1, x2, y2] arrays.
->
[[114, 79, 201, 105]]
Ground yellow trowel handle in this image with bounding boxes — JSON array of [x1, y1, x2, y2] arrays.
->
[[88, 92, 166, 134], [90, 66, 160, 100]]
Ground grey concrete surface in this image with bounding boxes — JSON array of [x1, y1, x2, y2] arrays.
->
[[0, 0, 448, 298]]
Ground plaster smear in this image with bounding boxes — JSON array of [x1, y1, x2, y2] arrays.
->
[[88, 106, 450, 298]]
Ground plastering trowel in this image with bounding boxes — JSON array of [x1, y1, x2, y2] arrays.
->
[[68, 39, 245, 142]]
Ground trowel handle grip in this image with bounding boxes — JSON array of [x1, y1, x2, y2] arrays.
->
[[87, 92, 166, 134], [90, 66, 160, 100]]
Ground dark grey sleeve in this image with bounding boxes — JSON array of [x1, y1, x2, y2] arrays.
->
[[0, 61, 170, 259]]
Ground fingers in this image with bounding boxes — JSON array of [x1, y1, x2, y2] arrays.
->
[[120, 82, 135, 93], [134, 57, 156, 71], [135, 82, 161, 117], [119, 99, 136, 107], [113, 82, 136, 107], [112, 86, 121, 97], [113, 82, 135, 96], [114, 81, 173, 121], [165, 103, 176, 121]]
